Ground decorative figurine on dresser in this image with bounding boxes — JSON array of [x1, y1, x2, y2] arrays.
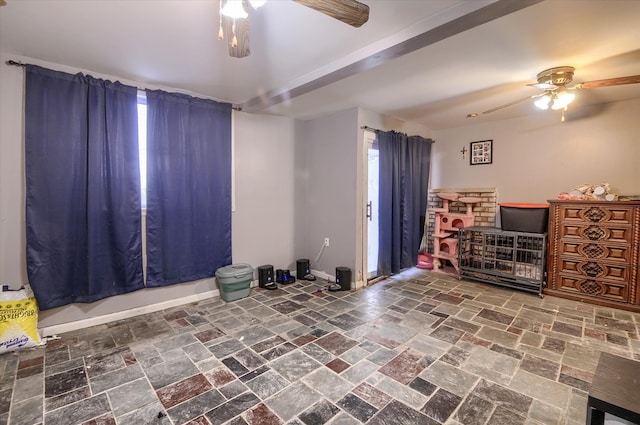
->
[[546, 199, 640, 312]]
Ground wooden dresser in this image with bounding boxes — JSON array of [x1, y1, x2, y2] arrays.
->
[[546, 200, 640, 312]]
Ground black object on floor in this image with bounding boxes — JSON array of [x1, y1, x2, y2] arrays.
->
[[276, 269, 292, 283], [336, 267, 351, 291], [276, 269, 296, 285], [258, 265, 275, 288], [264, 282, 278, 290], [303, 274, 316, 281], [280, 276, 296, 285], [296, 259, 310, 279], [327, 283, 341, 292], [587, 352, 640, 424]]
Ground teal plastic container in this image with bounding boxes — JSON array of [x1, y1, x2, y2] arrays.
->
[[215, 263, 254, 302]]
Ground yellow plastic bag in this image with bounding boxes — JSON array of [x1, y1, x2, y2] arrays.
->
[[0, 285, 43, 353]]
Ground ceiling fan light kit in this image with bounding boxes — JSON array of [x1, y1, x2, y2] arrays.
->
[[480, 65, 640, 121], [249, 0, 267, 8], [218, 0, 263, 53], [220, 0, 249, 19], [551, 90, 575, 111], [534, 89, 575, 111], [217, 0, 369, 58], [533, 95, 551, 110], [530, 66, 576, 113]]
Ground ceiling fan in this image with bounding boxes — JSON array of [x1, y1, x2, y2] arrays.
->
[[482, 66, 640, 120], [219, 0, 370, 58]]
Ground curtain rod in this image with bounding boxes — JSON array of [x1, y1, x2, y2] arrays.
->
[[361, 125, 380, 132], [362, 125, 407, 137], [5, 60, 237, 108], [361, 125, 434, 142], [6, 63, 402, 119], [360, 125, 409, 135]]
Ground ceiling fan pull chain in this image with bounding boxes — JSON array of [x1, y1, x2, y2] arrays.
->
[[218, 1, 224, 40], [232, 20, 238, 48]]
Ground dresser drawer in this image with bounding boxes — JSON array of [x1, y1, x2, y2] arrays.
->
[[559, 241, 630, 263], [557, 258, 629, 282], [559, 204, 635, 225], [556, 273, 628, 302], [559, 224, 632, 243]]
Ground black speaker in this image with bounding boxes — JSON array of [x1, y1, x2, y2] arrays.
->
[[258, 265, 274, 288], [336, 267, 351, 291], [296, 259, 310, 278]]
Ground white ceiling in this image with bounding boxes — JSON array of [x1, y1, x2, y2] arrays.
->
[[2, 0, 639, 130]]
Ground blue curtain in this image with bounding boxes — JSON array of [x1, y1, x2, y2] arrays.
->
[[25, 65, 144, 310], [145, 90, 232, 287], [378, 131, 433, 275]]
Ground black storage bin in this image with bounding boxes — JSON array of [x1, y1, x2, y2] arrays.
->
[[336, 267, 351, 291], [258, 265, 274, 288], [500, 203, 549, 234], [296, 259, 310, 278]]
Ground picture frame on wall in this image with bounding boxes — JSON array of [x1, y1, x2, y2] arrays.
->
[[470, 140, 492, 165]]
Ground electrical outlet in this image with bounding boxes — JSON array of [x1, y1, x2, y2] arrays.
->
[[324, 237, 330, 247]]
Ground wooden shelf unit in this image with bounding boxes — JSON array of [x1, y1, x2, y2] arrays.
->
[[546, 200, 640, 312]]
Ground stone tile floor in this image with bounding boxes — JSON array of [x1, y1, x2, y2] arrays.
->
[[2, 268, 640, 425]]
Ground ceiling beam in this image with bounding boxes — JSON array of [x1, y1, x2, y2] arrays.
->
[[240, 0, 545, 113]]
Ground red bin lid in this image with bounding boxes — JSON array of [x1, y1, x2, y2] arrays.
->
[[499, 203, 549, 208]]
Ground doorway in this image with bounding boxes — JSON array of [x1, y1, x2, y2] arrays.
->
[[364, 130, 379, 281]]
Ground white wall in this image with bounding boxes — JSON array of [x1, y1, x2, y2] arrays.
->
[[0, 55, 25, 288], [431, 99, 640, 203], [232, 112, 296, 270], [294, 108, 359, 280], [0, 54, 296, 330], [292, 107, 434, 287]]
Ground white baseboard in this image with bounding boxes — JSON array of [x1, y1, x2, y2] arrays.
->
[[39, 281, 257, 337], [310, 269, 333, 282], [310, 269, 360, 291], [38, 270, 367, 337]]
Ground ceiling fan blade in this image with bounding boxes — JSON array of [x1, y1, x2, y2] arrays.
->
[[526, 82, 558, 90], [577, 75, 640, 89], [223, 15, 251, 58], [482, 94, 540, 115], [292, 0, 369, 28]]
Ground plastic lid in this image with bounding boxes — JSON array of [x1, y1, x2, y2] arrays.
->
[[215, 263, 253, 277], [499, 203, 549, 208]]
